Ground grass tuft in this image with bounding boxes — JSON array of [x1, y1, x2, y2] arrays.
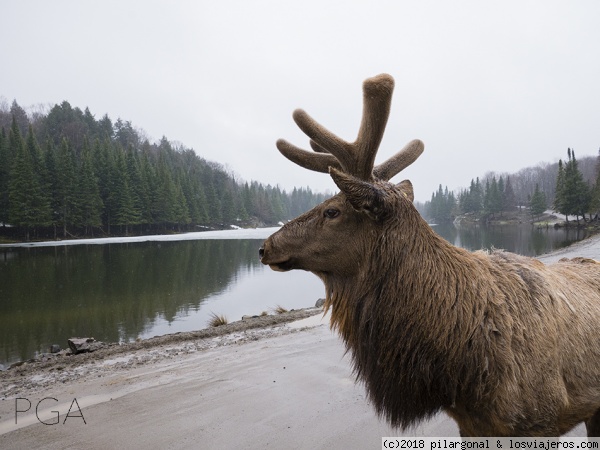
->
[[272, 305, 288, 315], [208, 312, 228, 327]]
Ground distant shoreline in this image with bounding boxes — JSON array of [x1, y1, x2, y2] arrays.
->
[[0, 226, 282, 248]]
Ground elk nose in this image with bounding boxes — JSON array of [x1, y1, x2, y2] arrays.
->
[[258, 247, 265, 259]]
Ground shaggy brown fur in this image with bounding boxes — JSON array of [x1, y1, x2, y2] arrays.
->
[[260, 74, 600, 437]]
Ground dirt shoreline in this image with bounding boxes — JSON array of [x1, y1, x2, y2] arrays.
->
[[1, 234, 599, 446], [0, 308, 323, 393]]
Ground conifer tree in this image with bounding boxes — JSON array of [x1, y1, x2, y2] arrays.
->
[[503, 176, 516, 211], [483, 179, 491, 215], [564, 149, 590, 222], [0, 128, 10, 226], [270, 186, 286, 222], [590, 149, 600, 220], [554, 159, 565, 214], [24, 125, 52, 229], [221, 187, 237, 225], [44, 140, 61, 235], [8, 121, 38, 238], [172, 181, 191, 230], [77, 139, 103, 234], [529, 183, 547, 220], [125, 147, 149, 224], [554, 149, 591, 223], [497, 176, 505, 215], [10, 100, 29, 137], [55, 138, 78, 237], [113, 150, 141, 234], [153, 154, 178, 227]]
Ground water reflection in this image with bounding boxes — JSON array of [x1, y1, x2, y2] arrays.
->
[[0, 239, 324, 368], [0, 224, 590, 368], [433, 223, 588, 256]]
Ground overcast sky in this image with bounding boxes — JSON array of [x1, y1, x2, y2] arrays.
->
[[2, 1, 599, 202]]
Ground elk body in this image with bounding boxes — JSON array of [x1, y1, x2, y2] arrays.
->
[[259, 74, 600, 437]]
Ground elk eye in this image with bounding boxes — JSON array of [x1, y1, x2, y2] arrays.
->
[[324, 208, 340, 219]]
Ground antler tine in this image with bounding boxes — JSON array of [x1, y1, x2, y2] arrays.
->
[[276, 138, 341, 173], [291, 108, 356, 173], [373, 139, 424, 181], [352, 73, 395, 179]]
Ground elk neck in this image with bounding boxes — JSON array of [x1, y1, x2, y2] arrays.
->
[[322, 207, 502, 428]]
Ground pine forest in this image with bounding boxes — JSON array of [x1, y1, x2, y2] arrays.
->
[[0, 100, 329, 241]]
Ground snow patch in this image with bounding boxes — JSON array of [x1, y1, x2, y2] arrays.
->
[[0, 227, 282, 248]]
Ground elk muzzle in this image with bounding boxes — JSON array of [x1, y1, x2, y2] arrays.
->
[[259, 238, 294, 272]]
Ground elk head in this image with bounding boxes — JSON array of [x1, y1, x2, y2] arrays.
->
[[259, 73, 424, 279]]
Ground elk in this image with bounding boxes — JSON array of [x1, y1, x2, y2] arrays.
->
[[259, 74, 600, 437]]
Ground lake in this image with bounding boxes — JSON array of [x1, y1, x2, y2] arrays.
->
[[0, 224, 589, 369]]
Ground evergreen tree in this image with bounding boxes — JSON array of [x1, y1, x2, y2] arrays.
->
[[136, 147, 157, 226], [503, 176, 517, 211], [8, 120, 38, 238], [112, 150, 141, 234], [529, 183, 547, 220], [24, 125, 52, 229], [221, 187, 237, 225], [153, 154, 178, 227], [474, 178, 483, 212], [235, 186, 249, 222], [55, 138, 78, 237], [44, 140, 61, 235], [554, 159, 565, 213], [484, 177, 502, 217], [242, 182, 255, 219], [92, 139, 114, 232], [10, 100, 29, 137], [172, 181, 191, 230], [125, 147, 149, 223], [559, 149, 591, 223], [270, 186, 286, 222], [497, 176, 506, 215], [203, 175, 222, 223], [590, 148, 600, 220], [83, 107, 97, 137], [483, 179, 491, 215], [76, 139, 103, 234], [97, 114, 113, 140], [0, 128, 10, 226]]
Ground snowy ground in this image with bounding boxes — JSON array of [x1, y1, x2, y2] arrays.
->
[[0, 227, 281, 247]]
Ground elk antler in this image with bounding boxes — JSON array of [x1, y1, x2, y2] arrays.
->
[[276, 73, 424, 182]]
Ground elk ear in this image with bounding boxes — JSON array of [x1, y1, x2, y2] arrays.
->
[[396, 179, 414, 203], [329, 167, 386, 220]]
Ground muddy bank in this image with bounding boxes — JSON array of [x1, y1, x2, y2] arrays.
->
[[1, 308, 322, 390]]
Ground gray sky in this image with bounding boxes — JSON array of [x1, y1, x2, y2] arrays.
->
[[2, 1, 599, 202]]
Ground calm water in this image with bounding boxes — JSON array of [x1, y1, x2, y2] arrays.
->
[[433, 223, 589, 255], [0, 224, 589, 368]]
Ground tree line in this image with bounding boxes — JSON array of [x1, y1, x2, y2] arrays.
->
[[0, 100, 328, 240], [424, 148, 600, 224]]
